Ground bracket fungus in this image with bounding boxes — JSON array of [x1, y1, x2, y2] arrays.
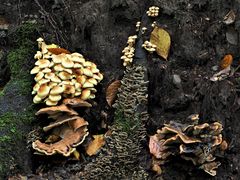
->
[[31, 38, 103, 106], [149, 120, 227, 176], [32, 104, 90, 157]]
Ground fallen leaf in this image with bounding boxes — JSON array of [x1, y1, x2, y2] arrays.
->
[[48, 48, 71, 55], [86, 134, 105, 156], [150, 26, 171, 60], [106, 80, 121, 106], [210, 65, 231, 81], [219, 54, 233, 70], [223, 10, 236, 25], [149, 135, 165, 159], [73, 150, 80, 160]]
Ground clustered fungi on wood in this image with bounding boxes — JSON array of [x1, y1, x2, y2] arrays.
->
[[142, 40, 157, 53], [120, 35, 137, 67], [78, 64, 149, 179], [32, 101, 90, 157], [31, 38, 103, 106], [30, 38, 104, 157], [149, 120, 228, 176], [146, 6, 160, 17]]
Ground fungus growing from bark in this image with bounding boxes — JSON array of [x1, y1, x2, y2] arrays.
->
[[149, 120, 227, 176], [31, 38, 103, 106]]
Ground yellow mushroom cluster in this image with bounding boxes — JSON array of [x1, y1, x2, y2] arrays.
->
[[142, 40, 156, 53], [121, 35, 137, 66], [31, 38, 103, 106], [147, 6, 160, 17]]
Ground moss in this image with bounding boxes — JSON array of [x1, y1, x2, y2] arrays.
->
[[0, 22, 40, 178], [114, 109, 141, 136]]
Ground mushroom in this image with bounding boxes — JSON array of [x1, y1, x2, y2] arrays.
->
[[63, 98, 92, 108], [37, 84, 50, 99], [32, 126, 89, 156], [36, 104, 78, 116]]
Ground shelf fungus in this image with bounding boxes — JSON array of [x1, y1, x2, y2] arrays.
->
[[31, 38, 103, 106], [32, 105, 89, 156], [149, 120, 227, 176], [147, 6, 160, 17], [121, 35, 137, 66]]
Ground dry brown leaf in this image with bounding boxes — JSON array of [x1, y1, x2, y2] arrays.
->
[[219, 54, 233, 70], [86, 134, 105, 156], [152, 164, 162, 175], [106, 80, 121, 106], [150, 26, 171, 60], [48, 48, 71, 55]]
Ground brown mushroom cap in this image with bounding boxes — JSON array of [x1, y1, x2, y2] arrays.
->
[[50, 85, 64, 95], [34, 72, 44, 82], [58, 71, 72, 80], [80, 89, 91, 100], [63, 84, 75, 94], [35, 59, 51, 68], [63, 98, 92, 108], [43, 115, 80, 132], [32, 126, 89, 156], [36, 104, 78, 116], [37, 84, 50, 98], [62, 57, 74, 68], [30, 66, 40, 74], [68, 117, 89, 131], [52, 54, 65, 64]]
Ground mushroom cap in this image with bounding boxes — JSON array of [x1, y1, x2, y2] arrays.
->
[[82, 68, 93, 77], [38, 79, 50, 85], [73, 63, 83, 68], [63, 98, 92, 108], [63, 84, 75, 94], [63, 68, 73, 74], [58, 71, 72, 80], [88, 78, 98, 85], [49, 94, 62, 102], [33, 95, 42, 104], [71, 52, 83, 58], [77, 75, 87, 85], [54, 64, 64, 71], [45, 72, 55, 79], [80, 89, 91, 100], [37, 37, 44, 42], [34, 72, 44, 82], [45, 99, 58, 106], [83, 61, 92, 67], [82, 81, 94, 88], [38, 84, 50, 98], [30, 66, 40, 74], [52, 54, 65, 64], [48, 82, 58, 89], [33, 83, 40, 92], [36, 104, 78, 116], [51, 76, 62, 83], [35, 59, 51, 68], [50, 85, 65, 95], [62, 57, 74, 68], [42, 68, 52, 73]]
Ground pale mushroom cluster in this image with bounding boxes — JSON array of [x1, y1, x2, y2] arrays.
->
[[147, 6, 160, 17], [121, 35, 138, 66], [31, 38, 103, 106], [136, 21, 141, 31], [142, 40, 156, 53]]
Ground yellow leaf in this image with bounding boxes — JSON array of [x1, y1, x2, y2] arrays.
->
[[73, 150, 80, 160], [150, 26, 171, 60], [86, 135, 105, 156]]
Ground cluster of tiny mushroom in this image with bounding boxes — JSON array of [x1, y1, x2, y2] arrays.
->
[[136, 21, 141, 31], [142, 40, 156, 53], [31, 38, 103, 106], [121, 35, 138, 66], [147, 6, 160, 17]]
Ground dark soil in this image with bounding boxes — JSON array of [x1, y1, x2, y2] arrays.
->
[[1, 0, 240, 179]]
